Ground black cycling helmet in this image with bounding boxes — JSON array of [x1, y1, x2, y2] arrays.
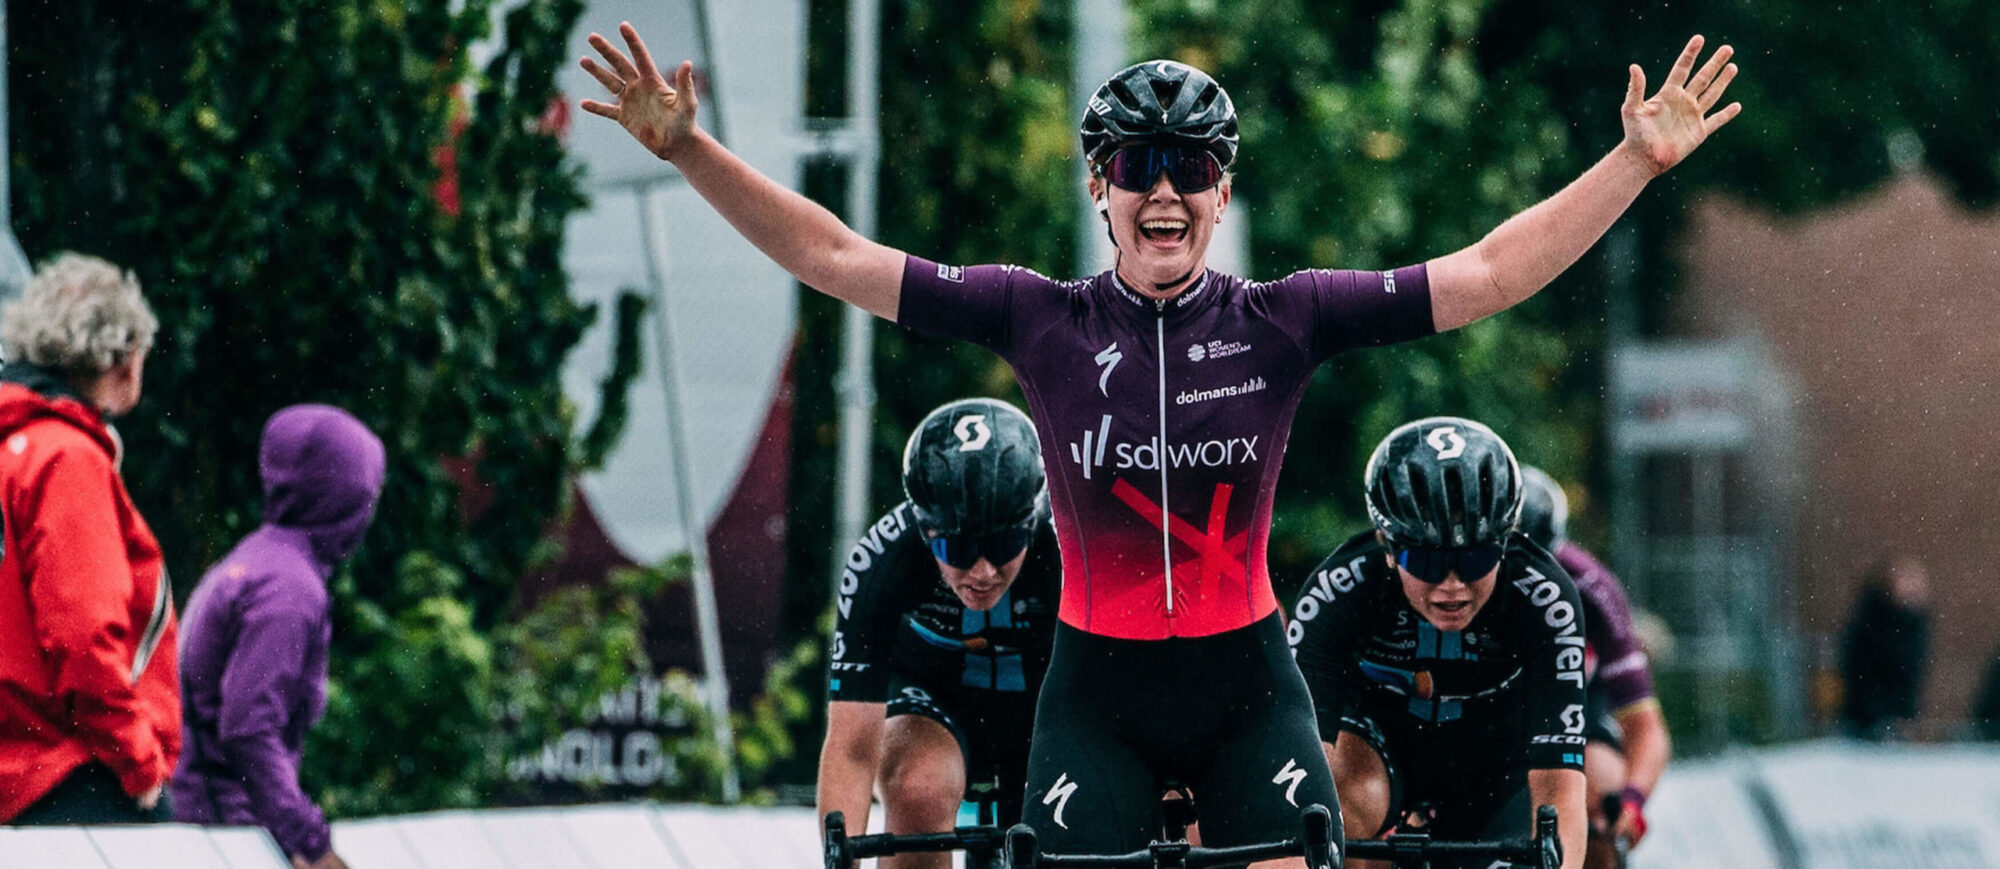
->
[[1363, 416, 1523, 549], [1080, 60, 1240, 169], [901, 398, 1048, 537], [1516, 465, 1570, 553]]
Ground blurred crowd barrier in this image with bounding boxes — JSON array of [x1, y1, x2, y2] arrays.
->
[[8, 741, 1998, 868], [1637, 740, 2000, 868]]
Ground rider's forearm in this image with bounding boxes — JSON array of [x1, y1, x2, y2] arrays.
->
[[1426, 146, 1654, 331], [669, 128, 906, 320], [1527, 768, 1588, 869], [1615, 703, 1672, 796], [817, 750, 879, 834]]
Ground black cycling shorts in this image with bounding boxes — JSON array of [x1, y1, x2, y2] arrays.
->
[[887, 676, 1035, 825], [1337, 706, 1528, 847], [1021, 614, 1340, 857]]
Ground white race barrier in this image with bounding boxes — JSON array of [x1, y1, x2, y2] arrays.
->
[[17, 743, 2000, 869], [1754, 741, 2000, 868], [329, 803, 821, 869], [0, 824, 286, 868], [1629, 758, 1784, 869]]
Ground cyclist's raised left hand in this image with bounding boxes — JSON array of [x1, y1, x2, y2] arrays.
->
[[580, 22, 699, 162], [1619, 35, 1741, 177]]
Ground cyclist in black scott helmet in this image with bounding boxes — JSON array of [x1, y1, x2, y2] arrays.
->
[[1291, 418, 1588, 869], [582, 22, 1737, 865], [1517, 466, 1671, 868], [819, 400, 1061, 869]]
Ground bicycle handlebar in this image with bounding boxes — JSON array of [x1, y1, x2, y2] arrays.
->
[[824, 804, 1560, 869]]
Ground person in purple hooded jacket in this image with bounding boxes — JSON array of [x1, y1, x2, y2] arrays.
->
[[172, 404, 384, 869]]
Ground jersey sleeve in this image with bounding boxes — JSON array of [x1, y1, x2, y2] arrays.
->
[[1257, 265, 1436, 362], [1514, 548, 1590, 772], [1289, 532, 1382, 738], [827, 510, 912, 703], [1562, 544, 1657, 713], [896, 255, 1070, 358]]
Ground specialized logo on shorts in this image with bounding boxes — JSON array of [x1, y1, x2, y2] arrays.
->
[[1094, 343, 1122, 397], [1272, 759, 1307, 807], [1043, 773, 1079, 829], [937, 263, 965, 282], [1426, 426, 1467, 460], [954, 415, 992, 451]]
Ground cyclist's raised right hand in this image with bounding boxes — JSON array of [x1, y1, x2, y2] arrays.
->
[[580, 22, 698, 162]]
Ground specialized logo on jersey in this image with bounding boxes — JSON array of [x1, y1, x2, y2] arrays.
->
[[1094, 343, 1122, 397], [830, 632, 846, 660], [954, 415, 992, 451], [1067, 414, 1261, 480], [1426, 426, 1467, 460], [1511, 567, 1586, 688], [1043, 773, 1079, 829], [1272, 759, 1307, 807]]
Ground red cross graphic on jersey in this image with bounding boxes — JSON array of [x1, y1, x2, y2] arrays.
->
[[1110, 479, 1248, 617]]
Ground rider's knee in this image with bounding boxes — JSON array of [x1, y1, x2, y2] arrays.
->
[[879, 754, 963, 819]]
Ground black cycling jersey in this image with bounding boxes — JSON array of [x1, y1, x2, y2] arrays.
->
[[828, 502, 1061, 704], [1289, 530, 1589, 773]]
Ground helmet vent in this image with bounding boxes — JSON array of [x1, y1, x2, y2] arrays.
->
[[1443, 464, 1470, 545], [1108, 80, 1143, 112], [1148, 78, 1181, 112]]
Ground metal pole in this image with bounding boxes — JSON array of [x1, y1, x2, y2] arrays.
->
[[0, 0, 35, 302], [831, 0, 881, 586], [635, 182, 741, 803], [1691, 450, 1728, 749], [1071, 0, 1125, 273], [689, 0, 728, 146]]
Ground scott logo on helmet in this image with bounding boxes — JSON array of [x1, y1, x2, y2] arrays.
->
[[954, 415, 991, 451], [1426, 426, 1467, 460]]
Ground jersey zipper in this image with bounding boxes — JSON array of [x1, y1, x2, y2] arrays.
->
[[1154, 299, 1173, 614]]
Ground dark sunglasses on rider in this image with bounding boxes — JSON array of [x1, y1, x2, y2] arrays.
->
[[1102, 145, 1226, 194], [926, 521, 1036, 570], [1394, 543, 1506, 584]]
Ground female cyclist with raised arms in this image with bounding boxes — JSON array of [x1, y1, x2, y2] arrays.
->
[[580, 24, 1739, 866]]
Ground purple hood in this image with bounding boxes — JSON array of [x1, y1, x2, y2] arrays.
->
[[260, 404, 386, 570]]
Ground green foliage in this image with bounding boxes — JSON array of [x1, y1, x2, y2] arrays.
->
[[10, 0, 604, 813]]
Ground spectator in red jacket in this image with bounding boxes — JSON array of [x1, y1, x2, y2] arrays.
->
[[0, 252, 177, 824]]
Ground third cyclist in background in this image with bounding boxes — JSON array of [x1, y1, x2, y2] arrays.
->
[[1291, 419, 1588, 868]]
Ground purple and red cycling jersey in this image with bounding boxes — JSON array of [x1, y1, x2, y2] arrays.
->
[[1556, 542, 1657, 713], [899, 255, 1433, 640]]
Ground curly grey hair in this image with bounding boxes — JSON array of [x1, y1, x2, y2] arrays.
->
[[0, 252, 158, 376]]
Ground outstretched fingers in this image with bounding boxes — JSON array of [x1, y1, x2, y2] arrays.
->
[[620, 21, 661, 79], [1623, 64, 1646, 114], [1664, 34, 1704, 92], [579, 98, 618, 120], [1696, 62, 1739, 112], [581, 56, 624, 96], [1685, 44, 1735, 97], [587, 31, 640, 82], [1703, 101, 1743, 136]]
